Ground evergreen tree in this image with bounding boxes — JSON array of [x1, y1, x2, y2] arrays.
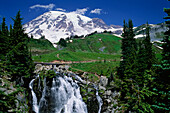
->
[[143, 23, 156, 69], [117, 20, 157, 112], [0, 12, 33, 112], [0, 18, 9, 57], [117, 20, 139, 112], [5, 11, 34, 85], [11, 11, 27, 46], [151, 7, 170, 112], [135, 23, 156, 85], [1, 18, 8, 36], [117, 20, 128, 79], [58, 38, 67, 47], [117, 19, 137, 79]]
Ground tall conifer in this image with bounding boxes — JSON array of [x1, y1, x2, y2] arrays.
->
[[151, 6, 170, 112], [6, 11, 34, 85], [0, 18, 9, 57]]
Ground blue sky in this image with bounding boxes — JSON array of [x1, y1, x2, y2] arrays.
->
[[0, 0, 169, 27]]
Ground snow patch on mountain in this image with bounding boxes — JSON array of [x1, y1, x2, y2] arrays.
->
[[23, 11, 122, 43]]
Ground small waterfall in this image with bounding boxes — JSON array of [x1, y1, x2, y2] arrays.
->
[[94, 85, 103, 113], [29, 75, 39, 113], [29, 73, 87, 113]]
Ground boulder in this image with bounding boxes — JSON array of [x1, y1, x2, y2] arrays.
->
[[100, 76, 108, 87]]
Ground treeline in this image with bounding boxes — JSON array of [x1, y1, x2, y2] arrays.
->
[[116, 8, 170, 112], [0, 11, 34, 112]]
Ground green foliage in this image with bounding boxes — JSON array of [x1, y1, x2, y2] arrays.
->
[[0, 11, 34, 112], [3, 11, 34, 84], [117, 20, 157, 112], [46, 70, 56, 78], [117, 19, 137, 79], [58, 38, 67, 47], [0, 18, 10, 58], [40, 35, 45, 39], [0, 87, 23, 112], [117, 5, 170, 112], [150, 7, 170, 112]]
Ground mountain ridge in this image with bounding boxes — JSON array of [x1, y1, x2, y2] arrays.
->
[[23, 11, 123, 43], [24, 11, 168, 44]]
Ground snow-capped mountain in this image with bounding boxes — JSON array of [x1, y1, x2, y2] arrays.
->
[[24, 11, 122, 43], [134, 23, 168, 41]]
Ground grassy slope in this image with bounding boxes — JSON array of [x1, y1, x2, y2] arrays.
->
[[70, 61, 119, 76], [28, 38, 56, 55], [64, 33, 122, 54], [32, 50, 121, 62], [33, 33, 122, 62]]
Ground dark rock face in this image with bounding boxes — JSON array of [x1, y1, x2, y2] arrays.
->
[[92, 18, 108, 29], [66, 21, 75, 33], [110, 25, 123, 29]]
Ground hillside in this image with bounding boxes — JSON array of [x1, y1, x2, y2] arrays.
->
[[58, 33, 122, 54], [28, 38, 56, 55], [32, 33, 122, 62]]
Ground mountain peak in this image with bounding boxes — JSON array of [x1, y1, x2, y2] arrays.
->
[[23, 11, 122, 43]]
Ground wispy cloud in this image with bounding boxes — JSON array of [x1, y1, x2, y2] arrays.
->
[[73, 8, 89, 15], [30, 4, 55, 11], [55, 8, 66, 12], [90, 9, 102, 14]]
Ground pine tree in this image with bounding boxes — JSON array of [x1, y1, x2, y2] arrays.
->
[[143, 23, 156, 69], [135, 23, 156, 85], [58, 38, 67, 47], [5, 11, 34, 86], [117, 20, 139, 112], [117, 20, 128, 79], [117, 20, 137, 79], [151, 7, 170, 112], [0, 18, 9, 57], [1, 18, 8, 36], [11, 11, 27, 46]]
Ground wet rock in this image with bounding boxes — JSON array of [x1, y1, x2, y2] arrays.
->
[[100, 76, 108, 87], [99, 85, 106, 91], [105, 90, 112, 96]]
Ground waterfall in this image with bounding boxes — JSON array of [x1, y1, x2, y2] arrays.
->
[[29, 73, 87, 113], [94, 85, 103, 113], [29, 75, 39, 113]]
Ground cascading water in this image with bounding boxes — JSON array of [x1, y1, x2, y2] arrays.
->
[[29, 75, 39, 113], [29, 72, 87, 113], [94, 85, 103, 113]]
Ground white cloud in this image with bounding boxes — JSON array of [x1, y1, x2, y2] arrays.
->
[[73, 8, 89, 15], [30, 4, 55, 11], [56, 8, 66, 12], [90, 9, 102, 14]]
